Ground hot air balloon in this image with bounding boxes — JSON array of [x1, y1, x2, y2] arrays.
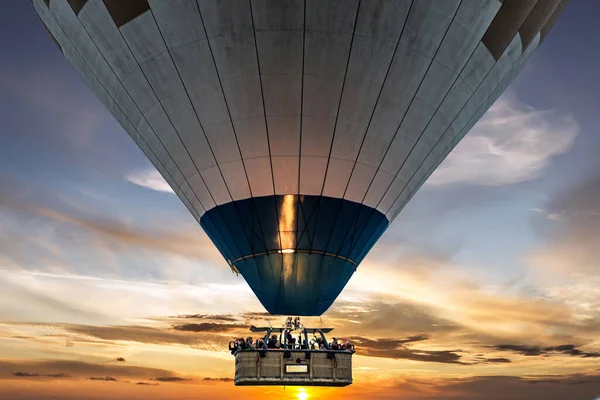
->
[[33, 0, 569, 317]]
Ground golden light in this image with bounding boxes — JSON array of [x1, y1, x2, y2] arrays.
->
[[278, 194, 296, 250], [296, 388, 309, 400], [279, 249, 295, 254]]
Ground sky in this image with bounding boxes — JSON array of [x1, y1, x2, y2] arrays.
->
[[1, 1, 600, 399]]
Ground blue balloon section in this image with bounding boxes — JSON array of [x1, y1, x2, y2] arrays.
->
[[200, 195, 389, 315]]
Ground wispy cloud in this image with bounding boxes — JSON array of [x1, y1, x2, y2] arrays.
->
[[0, 176, 221, 265], [125, 168, 174, 193], [493, 344, 600, 358], [88, 376, 118, 381], [154, 377, 190, 382], [390, 373, 600, 400], [0, 360, 176, 381], [203, 377, 233, 382], [172, 323, 248, 333], [427, 93, 578, 187], [528, 171, 600, 279], [12, 372, 70, 378], [344, 335, 467, 364]]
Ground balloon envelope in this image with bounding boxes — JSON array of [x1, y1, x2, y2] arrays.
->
[[33, 0, 568, 315]]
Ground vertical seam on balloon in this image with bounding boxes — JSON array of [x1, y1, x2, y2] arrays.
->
[[311, 1, 361, 311], [295, 0, 307, 251], [195, 1, 270, 276], [295, 194, 316, 250], [364, 0, 464, 212], [195, 0, 275, 275], [247, 0, 281, 299], [334, 203, 365, 259], [296, 196, 320, 247], [384, 8, 535, 219], [318, 0, 362, 198], [150, 6, 265, 255], [290, 0, 308, 308], [310, 0, 361, 265], [341, 0, 413, 200], [248, 0, 283, 248], [325, 0, 414, 262], [192, 0, 265, 257]]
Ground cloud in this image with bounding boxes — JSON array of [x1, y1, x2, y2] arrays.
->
[[528, 172, 600, 279], [61, 323, 230, 349], [12, 372, 70, 378], [0, 177, 221, 264], [172, 314, 238, 322], [0, 275, 110, 324], [348, 334, 430, 346], [154, 377, 190, 382], [526, 171, 600, 325], [325, 299, 458, 337], [493, 344, 600, 358], [203, 377, 233, 382], [483, 358, 511, 363], [366, 374, 600, 400], [116, 357, 126, 362], [343, 257, 600, 347], [88, 376, 117, 381], [343, 334, 511, 365], [240, 312, 271, 318], [427, 93, 578, 187], [125, 168, 174, 193], [0, 360, 177, 381], [31, 207, 217, 261], [172, 323, 247, 333], [345, 335, 465, 364], [423, 374, 600, 400], [0, 267, 259, 326]]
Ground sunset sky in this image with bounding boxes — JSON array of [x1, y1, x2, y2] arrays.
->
[[2, 1, 600, 399]]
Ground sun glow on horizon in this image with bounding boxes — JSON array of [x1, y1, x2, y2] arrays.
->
[[296, 388, 309, 400]]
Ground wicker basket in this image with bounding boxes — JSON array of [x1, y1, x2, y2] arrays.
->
[[234, 350, 352, 386]]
